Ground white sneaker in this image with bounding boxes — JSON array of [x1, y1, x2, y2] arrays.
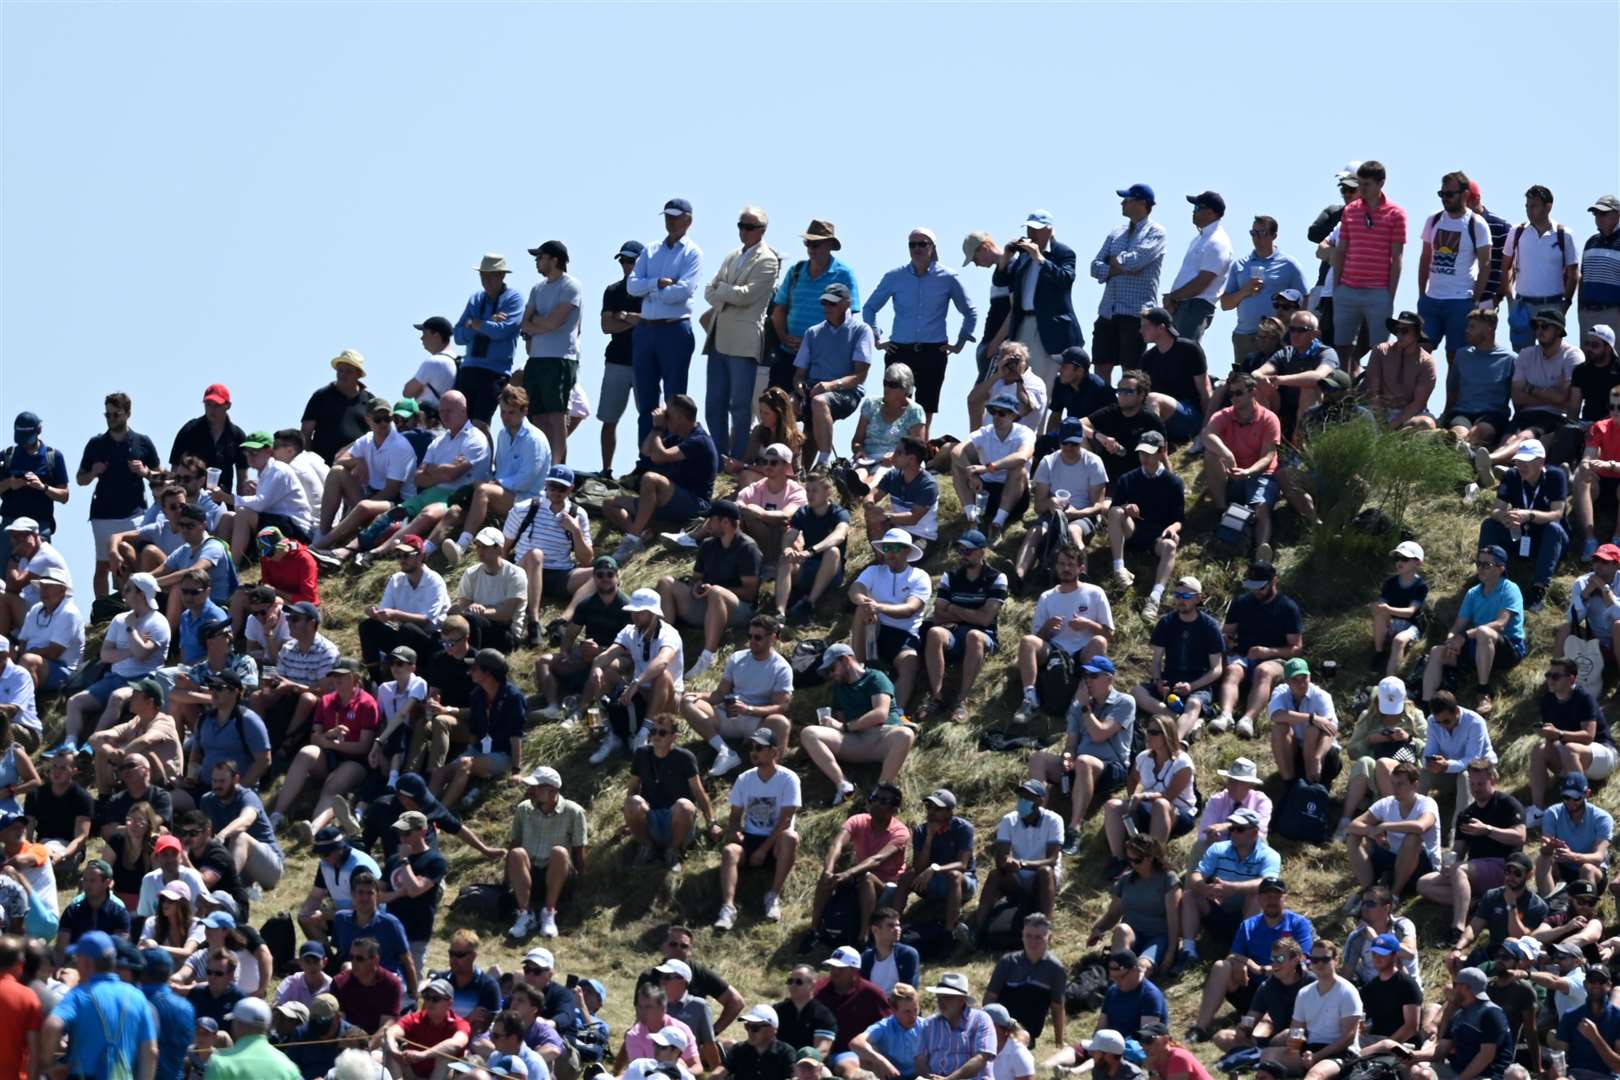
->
[[660, 531, 700, 550], [611, 534, 645, 563], [714, 904, 738, 931], [1141, 597, 1160, 622], [685, 650, 717, 682], [1235, 716, 1255, 739], [439, 538, 463, 566], [331, 795, 361, 837], [763, 891, 782, 921], [630, 722, 651, 752], [1012, 691, 1039, 725], [1206, 714, 1233, 735], [507, 910, 537, 939], [588, 734, 624, 765], [1524, 805, 1546, 830], [539, 908, 559, 938], [709, 745, 743, 777], [831, 781, 856, 807], [1113, 567, 1136, 588]]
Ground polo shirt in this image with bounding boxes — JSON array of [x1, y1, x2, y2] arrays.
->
[[1474, 886, 1547, 942], [1048, 372, 1116, 426], [1226, 250, 1309, 333], [454, 287, 525, 374], [396, 1010, 470, 1077], [169, 416, 247, 491], [438, 966, 501, 1025], [1457, 577, 1526, 652], [457, 560, 528, 636], [790, 502, 852, 553], [918, 1008, 996, 1080], [302, 384, 378, 463], [569, 591, 630, 647], [613, 618, 685, 691], [53, 973, 158, 1078], [842, 813, 910, 882], [1151, 610, 1224, 684], [1171, 221, 1233, 304], [509, 797, 588, 857], [1, 440, 69, 533], [913, 816, 976, 875], [59, 892, 132, 939], [814, 976, 891, 1052], [193, 708, 272, 779], [603, 278, 642, 365], [1267, 682, 1336, 743], [331, 908, 412, 977], [852, 563, 931, 633], [875, 468, 939, 540], [313, 846, 381, 908], [19, 596, 86, 670], [0, 662, 39, 736], [281, 1018, 359, 1079], [186, 983, 245, 1025], [861, 1015, 922, 1079], [695, 532, 764, 591], [795, 317, 875, 383], [1582, 227, 1620, 307], [1231, 910, 1315, 965], [1505, 220, 1578, 298], [1195, 839, 1282, 884], [1586, 419, 1620, 479], [987, 950, 1067, 1035], [332, 967, 405, 1033], [1443, 999, 1512, 1080], [663, 426, 718, 501], [1067, 686, 1134, 765], [1558, 1003, 1620, 1076], [141, 982, 194, 1080], [723, 1038, 797, 1080], [378, 569, 450, 628], [1139, 337, 1208, 408], [1496, 465, 1569, 514], [1032, 448, 1108, 506], [1199, 789, 1273, 842], [1111, 466, 1184, 533], [938, 565, 1008, 619], [1541, 684, 1612, 745], [968, 421, 1034, 484], [995, 807, 1064, 866], [1541, 800, 1614, 856], [493, 419, 550, 500], [1205, 404, 1281, 473], [1101, 979, 1169, 1035], [176, 598, 228, 662], [1339, 197, 1409, 290], [737, 477, 807, 514], [80, 430, 161, 519], [423, 422, 493, 487], [526, 274, 583, 359], [773, 256, 862, 342]]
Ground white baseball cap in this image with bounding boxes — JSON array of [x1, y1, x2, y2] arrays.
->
[[1377, 675, 1408, 716]]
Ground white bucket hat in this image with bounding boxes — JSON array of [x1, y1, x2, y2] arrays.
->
[[873, 528, 924, 563]]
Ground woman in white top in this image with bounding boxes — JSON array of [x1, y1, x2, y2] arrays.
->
[[1102, 714, 1197, 863], [985, 1005, 1035, 1080]]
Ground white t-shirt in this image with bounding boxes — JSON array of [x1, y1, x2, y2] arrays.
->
[[1034, 582, 1113, 655], [614, 619, 685, 693], [377, 673, 428, 726], [1291, 975, 1363, 1050], [287, 451, 329, 521], [853, 564, 932, 633], [987, 371, 1048, 430], [1133, 749, 1197, 816], [1504, 220, 1579, 299], [868, 952, 900, 995], [1033, 448, 1109, 508], [729, 766, 802, 836], [457, 560, 530, 637], [108, 609, 171, 678], [970, 421, 1035, 485], [991, 1038, 1036, 1080], [1267, 682, 1337, 742], [1368, 794, 1442, 865], [721, 648, 794, 707], [347, 430, 419, 498], [20, 598, 86, 669], [411, 353, 458, 406], [245, 611, 292, 656], [996, 807, 1065, 866], [1171, 222, 1234, 304], [1570, 572, 1620, 644], [1421, 210, 1491, 301], [18, 542, 70, 608]]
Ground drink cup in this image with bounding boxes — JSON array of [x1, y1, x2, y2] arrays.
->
[[816, 707, 833, 724], [206, 467, 222, 488], [1251, 264, 1266, 283], [1053, 489, 1071, 510]]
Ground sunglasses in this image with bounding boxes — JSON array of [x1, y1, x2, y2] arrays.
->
[[787, 978, 811, 986], [208, 969, 229, 977], [908, 240, 932, 249], [1270, 953, 1292, 963], [737, 221, 764, 230], [1173, 591, 1197, 601], [650, 728, 675, 738], [1275, 302, 1301, 310], [745, 1022, 771, 1032], [1310, 955, 1333, 964], [440, 636, 466, 646], [1361, 898, 1385, 908], [1117, 386, 1141, 395], [1288, 325, 1313, 334], [748, 632, 771, 642], [180, 587, 204, 596], [1474, 560, 1501, 568], [1546, 672, 1569, 681], [1229, 389, 1252, 399], [397, 551, 419, 561], [1438, 189, 1464, 198]]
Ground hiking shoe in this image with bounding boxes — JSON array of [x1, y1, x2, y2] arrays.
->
[[525, 621, 541, 648], [1235, 715, 1255, 739], [1012, 691, 1039, 725], [610, 534, 644, 563], [507, 910, 537, 939], [290, 820, 313, 847], [763, 891, 782, 921], [1113, 566, 1136, 588], [1206, 714, 1233, 736], [1471, 446, 1498, 487], [709, 745, 742, 777], [1060, 833, 1083, 857], [538, 908, 559, 938], [713, 904, 738, 931], [1528, 584, 1547, 612]]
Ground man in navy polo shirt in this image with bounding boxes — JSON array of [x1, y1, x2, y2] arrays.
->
[[78, 392, 162, 599], [898, 788, 977, 937], [1552, 966, 1620, 1077], [1409, 968, 1512, 1080], [0, 410, 70, 567], [606, 394, 718, 564]]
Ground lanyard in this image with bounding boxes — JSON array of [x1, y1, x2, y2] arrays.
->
[[1520, 476, 1543, 511]]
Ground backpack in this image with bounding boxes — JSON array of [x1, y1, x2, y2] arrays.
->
[[899, 921, 955, 962], [453, 882, 517, 922], [1036, 647, 1079, 716], [1062, 952, 1112, 1014], [1344, 1055, 1405, 1080], [1274, 777, 1333, 842], [260, 912, 298, 976], [789, 638, 830, 688], [1563, 633, 1605, 698], [812, 883, 863, 948], [572, 478, 620, 517], [978, 730, 1043, 753], [978, 896, 1033, 952]]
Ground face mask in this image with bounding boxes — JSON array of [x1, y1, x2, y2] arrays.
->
[[1016, 798, 1035, 818]]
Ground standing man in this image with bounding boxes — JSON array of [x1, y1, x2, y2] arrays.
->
[[43, 931, 158, 1080], [1163, 192, 1233, 343], [521, 240, 583, 463], [453, 254, 525, 425], [864, 228, 979, 437], [79, 392, 161, 598], [1581, 194, 1620, 339], [1502, 186, 1580, 351], [1, 412, 70, 571], [169, 386, 246, 496], [1222, 217, 1309, 367], [300, 351, 378, 465], [1329, 161, 1408, 375], [703, 206, 781, 459], [1418, 172, 1493, 361], [598, 240, 646, 477], [1307, 165, 1364, 359], [996, 208, 1082, 393], [403, 315, 458, 410], [1467, 181, 1513, 310], [1089, 186, 1167, 384], [628, 198, 704, 440]]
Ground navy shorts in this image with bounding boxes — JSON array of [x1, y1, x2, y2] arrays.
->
[[1461, 634, 1525, 673], [1164, 400, 1203, 443], [1131, 801, 1197, 838], [877, 624, 921, 657], [635, 485, 712, 524], [1371, 841, 1436, 890], [795, 554, 843, 593], [939, 622, 998, 659]]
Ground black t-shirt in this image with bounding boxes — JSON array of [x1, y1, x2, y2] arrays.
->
[[570, 591, 631, 647], [79, 431, 161, 518], [666, 427, 719, 500], [635, 958, 731, 1002], [1379, 574, 1429, 615], [631, 746, 699, 811], [425, 652, 475, 709], [1361, 970, 1423, 1038], [1086, 405, 1167, 481], [723, 1039, 796, 1080], [695, 533, 763, 591], [1224, 592, 1304, 655], [773, 997, 840, 1055], [1541, 685, 1612, 745], [602, 280, 642, 366], [25, 782, 94, 842], [1139, 338, 1208, 410], [169, 416, 248, 492], [1150, 611, 1224, 684], [1112, 467, 1185, 533], [1445, 1000, 1513, 1080], [300, 382, 379, 464], [193, 837, 249, 913], [790, 504, 851, 557], [1458, 792, 1525, 861], [1049, 372, 1117, 425], [95, 786, 174, 832], [1249, 973, 1305, 1028], [1473, 887, 1548, 944], [188, 984, 245, 1026], [382, 847, 448, 941], [1574, 361, 1620, 423]]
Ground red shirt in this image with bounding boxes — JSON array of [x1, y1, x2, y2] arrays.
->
[[1206, 404, 1282, 474], [1340, 197, 1409, 290], [843, 813, 910, 883], [332, 967, 404, 1033], [315, 689, 381, 758], [1587, 418, 1620, 478], [262, 543, 320, 605], [813, 975, 891, 1053], [397, 1009, 470, 1077], [0, 973, 43, 1080]]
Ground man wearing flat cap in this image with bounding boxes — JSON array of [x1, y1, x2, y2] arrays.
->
[[453, 254, 526, 425]]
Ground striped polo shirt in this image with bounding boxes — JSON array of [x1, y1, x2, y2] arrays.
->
[[505, 498, 591, 569], [1339, 197, 1409, 290], [1582, 228, 1620, 307]]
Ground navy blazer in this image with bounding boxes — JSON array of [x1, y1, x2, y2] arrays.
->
[[1006, 239, 1083, 355], [861, 943, 921, 989]]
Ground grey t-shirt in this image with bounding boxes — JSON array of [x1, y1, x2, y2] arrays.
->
[[1111, 868, 1177, 940], [1066, 688, 1135, 765], [526, 273, 583, 360], [669, 994, 717, 1046], [722, 648, 794, 707]]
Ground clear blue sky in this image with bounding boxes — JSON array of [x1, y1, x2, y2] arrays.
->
[[6, 1, 1617, 578]]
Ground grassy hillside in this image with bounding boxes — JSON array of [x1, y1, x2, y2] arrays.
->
[[40, 437, 1603, 1061]]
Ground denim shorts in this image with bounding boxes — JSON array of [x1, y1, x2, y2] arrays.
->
[[925, 871, 977, 900], [1164, 399, 1203, 443], [1226, 473, 1279, 508], [37, 658, 72, 691], [84, 670, 134, 706], [1417, 295, 1474, 355]]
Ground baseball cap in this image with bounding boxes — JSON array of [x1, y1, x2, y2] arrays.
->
[[474, 526, 505, 548], [741, 1004, 780, 1027], [1257, 876, 1287, 894], [1140, 305, 1174, 330], [1134, 429, 1167, 455], [1083, 1030, 1127, 1056], [547, 465, 580, 488], [961, 229, 993, 265], [1282, 658, 1310, 679], [13, 412, 41, 435], [275, 1001, 310, 1023], [651, 1026, 690, 1051], [819, 643, 855, 672], [1590, 195, 1620, 213], [747, 727, 779, 748], [1454, 968, 1489, 994], [924, 789, 957, 810], [423, 978, 455, 1000], [299, 940, 328, 960], [1273, 288, 1305, 304], [1597, 544, 1620, 564], [987, 393, 1022, 415], [1512, 438, 1548, 461], [226, 998, 272, 1026], [413, 315, 454, 338], [1477, 544, 1508, 567], [528, 240, 569, 260], [203, 384, 232, 406], [523, 947, 555, 970], [391, 398, 420, 421], [1585, 325, 1618, 351], [1562, 772, 1591, 798], [824, 946, 862, 969], [1174, 575, 1203, 594], [203, 911, 237, 930], [662, 197, 693, 216], [1241, 562, 1276, 590], [655, 959, 693, 981], [1023, 209, 1055, 229], [1391, 541, 1425, 560], [1187, 191, 1226, 215], [154, 834, 184, 855], [142, 948, 175, 979], [819, 282, 852, 304], [392, 810, 429, 833], [956, 529, 988, 551], [68, 930, 116, 959], [1059, 418, 1087, 444], [1318, 369, 1353, 392], [982, 1003, 1013, 1028], [1115, 183, 1155, 204], [1058, 345, 1091, 369], [1228, 807, 1262, 829], [1081, 656, 1117, 676], [1369, 933, 1402, 956], [1377, 675, 1408, 716], [312, 826, 348, 854], [241, 431, 273, 450], [615, 240, 646, 262], [1016, 778, 1048, 800], [707, 499, 742, 523], [522, 765, 563, 789]]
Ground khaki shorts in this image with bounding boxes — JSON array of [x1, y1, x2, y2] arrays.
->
[[717, 708, 763, 739], [835, 725, 913, 762]]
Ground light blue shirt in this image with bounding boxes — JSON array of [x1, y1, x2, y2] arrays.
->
[[525, 273, 583, 360], [1543, 800, 1615, 856], [177, 599, 228, 663], [627, 236, 702, 319], [1457, 576, 1526, 652], [423, 422, 493, 488], [794, 317, 875, 383], [1091, 218, 1167, 317], [52, 973, 159, 1078], [161, 537, 233, 603], [1195, 838, 1282, 883], [494, 419, 550, 500], [454, 287, 526, 374], [862, 1014, 923, 1079], [1225, 249, 1309, 333], [1423, 708, 1496, 772], [864, 262, 978, 348], [317, 847, 382, 909]]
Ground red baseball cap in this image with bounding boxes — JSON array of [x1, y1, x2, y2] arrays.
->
[[1596, 544, 1620, 564], [203, 384, 232, 406], [398, 533, 425, 552], [154, 834, 184, 855]]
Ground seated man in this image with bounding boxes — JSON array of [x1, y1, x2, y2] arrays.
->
[[1478, 438, 1568, 612], [1419, 544, 1526, 716], [1200, 372, 1283, 563], [199, 759, 284, 893], [295, 827, 381, 940], [1345, 761, 1441, 900], [1405, 969, 1513, 1080], [356, 535, 449, 683], [1249, 311, 1340, 441], [1415, 759, 1527, 949], [87, 677, 182, 799], [1468, 308, 1581, 484], [849, 982, 923, 1080], [951, 394, 1036, 542], [1, 520, 70, 646], [1364, 311, 1439, 429], [27, 752, 94, 869], [1105, 430, 1185, 621], [1206, 935, 1307, 1055], [918, 530, 1007, 724], [1265, 939, 1362, 1079], [1188, 877, 1314, 1044], [1419, 690, 1497, 831], [15, 564, 85, 698], [714, 727, 801, 930], [1267, 659, 1342, 787], [431, 383, 549, 566], [310, 399, 418, 555], [504, 765, 588, 941], [1174, 808, 1281, 973], [735, 444, 806, 563], [808, 783, 909, 947], [1029, 656, 1133, 855], [861, 438, 940, 560], [251, 599, 337, 755], [502, 466, 592, 648], [1445, 851, 1546, 972], [582, 588, 684, 764], [658, 499, 762, 683], [1335, 677, 1428, 839], [848, 530, 931, 711], [450, 528, 528, 652], [1040, 346, 1115, 456], [1015, 419, 1110, 587], [1011, 545, 1113, 725], [1438, 306, 1515, 451], [213, 430, 317, 563], [801, 644, 917, 807], [967, 341, 1048, 434], [1131, 578, 1224, 742], [897, 789, 977, 939], [1546, 964, 1620, 1079], [624, 714, 718, 873], [606, 394, 719, 564], [1136, 306, 1213, 443], [681, 613, 794, 777], [1084, 369, 1167, 484], [1574, 388, 1620, 561], [984, 912, 1068, 1044], [795, 282, 873, 469], [1557, 543, 1620, 662], [1536, 772, 1612, 898], [1213, 562, 1303, 739], [61, 572, 169, 753], [1528, 657, 1615, 824], [106, 484, 187, 583], [430, 648, 524, 811], [778, 470, 852, 625], [974, 780, 1063, 941], [530, 556, 629, 720]]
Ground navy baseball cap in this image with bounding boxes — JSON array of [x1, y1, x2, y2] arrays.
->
[[413, 316, 453, 338], [1059, 418, 1086, 444], [956, 529, 988, 551], [615, 240, 645, 261], [1187, 191, 1227, 215], [1117, 183, 1156, 204], [1477, 545, 1509, 567], [1058, 346, 1091, 370], [662, 197, 693, 216], [546, 465, 577, 488], [14, 411, 41, 435]]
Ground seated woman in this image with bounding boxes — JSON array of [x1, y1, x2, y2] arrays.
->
[[0, 715, 41, 816], [850, 363, 926, 487], [1101, 715, 1197, 876], [269, 658, 379, 842], [136, 880, 205, 965], [102, 802, 161, 911], [1085, 834, 1183, 978], [724, 386, 804, 488]]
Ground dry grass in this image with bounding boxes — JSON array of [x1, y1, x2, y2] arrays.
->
[[37, 445, 1610, 1063]]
